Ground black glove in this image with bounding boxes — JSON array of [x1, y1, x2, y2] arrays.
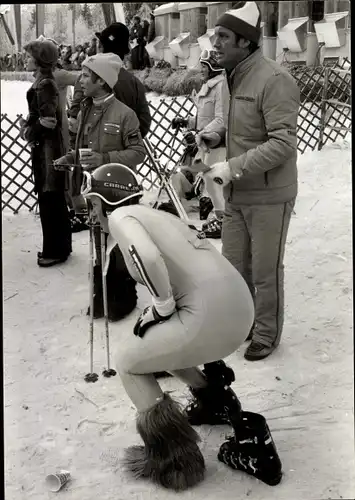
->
[[171, 116, 188, 130], [133, 305, 172, 338]]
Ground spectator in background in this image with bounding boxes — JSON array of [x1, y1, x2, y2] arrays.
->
[[200, 2, 299, 361], [63, 45, 72, 70], [70, 45, 81, 69], [68, 22, 151, 144], [87, 37, 97, 56], [55, 53, 146, 321], [78, 45, 87, 67], [129, 16, 143, 69], [147, 13, 156, 43], [20, 38, 71, 267], [141, 19, 151, 69]]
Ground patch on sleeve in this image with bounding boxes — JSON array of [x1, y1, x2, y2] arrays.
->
[[126, 132, 141, 146]]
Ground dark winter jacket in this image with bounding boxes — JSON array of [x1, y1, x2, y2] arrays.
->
[[68, 67, 151, 141], [24, 69, 66, 194], [147, 19, 155, 43], [65, 94, 146, 196]]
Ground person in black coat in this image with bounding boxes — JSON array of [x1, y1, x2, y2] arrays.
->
[[68, 22, 151, 143], [20, 39, 71, 267], [147, 13, 156, 44]]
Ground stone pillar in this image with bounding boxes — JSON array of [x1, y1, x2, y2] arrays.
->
[[178, 2, 207, 42], [153, 3, 180, 67], [206, 2, 234, 30], [263, 1, 278, 60]]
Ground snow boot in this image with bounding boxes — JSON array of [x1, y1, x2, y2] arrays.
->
[[199, 196, 214, 221], [217, 411, 282, 486], [185, 360, 242, 426], [123, 393, 205, 491], [201, 217, 222, 239]]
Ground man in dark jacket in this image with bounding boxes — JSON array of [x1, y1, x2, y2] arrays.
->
[[68, 22, 151, 145], [67, 22, 151, 229]]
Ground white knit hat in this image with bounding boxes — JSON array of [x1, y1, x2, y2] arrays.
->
[[82, 52, 122, 89], [216, 1, 262, 44]]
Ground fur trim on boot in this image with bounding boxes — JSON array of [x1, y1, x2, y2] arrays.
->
[[123, 393, 205, 491], [185, 360, 242, 426], [217, 411, 282, 486]]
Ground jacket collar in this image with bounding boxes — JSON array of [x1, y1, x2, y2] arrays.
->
[[228, 48, 263, 85], [81, 93, 115, 111], [199, 72, 225, 96]]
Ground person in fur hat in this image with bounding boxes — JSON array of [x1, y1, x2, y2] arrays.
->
[[80, 163, 283, 491], [21, 38, 72, 267]]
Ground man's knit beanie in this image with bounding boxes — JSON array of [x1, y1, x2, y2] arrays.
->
[[95, 22, 130, 60], [216, 1, 262, 44], [82, 53, 122, 89]]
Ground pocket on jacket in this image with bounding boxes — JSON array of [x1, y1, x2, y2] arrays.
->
[[103, 123, 122, 150], [231, 96, 264, 137], [198, 98, 215, 126], [103, 123, 120, 135]]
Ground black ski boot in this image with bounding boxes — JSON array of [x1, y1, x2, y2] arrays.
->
[[199, 196, 214, 221], [217, 411, 282, 486], [185, 360, 242, 426]]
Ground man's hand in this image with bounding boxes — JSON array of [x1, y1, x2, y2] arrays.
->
[[80, 151, 104, 170], [53, 155, 71, 171], [133, 305, 172, 339], [203, 161, 234, 187], [196, 131, 222, 151]]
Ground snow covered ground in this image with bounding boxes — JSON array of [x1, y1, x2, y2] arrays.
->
[[2, 79, 355, 499]]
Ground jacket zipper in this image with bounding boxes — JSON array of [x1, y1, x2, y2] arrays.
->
[[227, 83, 233, 202]]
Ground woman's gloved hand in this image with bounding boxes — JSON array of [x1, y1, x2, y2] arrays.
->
[[133, 305, 171, 338]]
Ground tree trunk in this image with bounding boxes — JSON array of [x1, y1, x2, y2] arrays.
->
[[36, 4, 45, 38]]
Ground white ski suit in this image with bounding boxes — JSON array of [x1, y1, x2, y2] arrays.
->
[[107, 204, 254, 411]]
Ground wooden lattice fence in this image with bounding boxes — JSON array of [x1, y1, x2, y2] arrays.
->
[[1, 58, 351, 213]]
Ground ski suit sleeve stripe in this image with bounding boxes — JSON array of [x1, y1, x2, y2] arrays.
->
[[129, 244, 159, 297], [108, 214, 173, 303]]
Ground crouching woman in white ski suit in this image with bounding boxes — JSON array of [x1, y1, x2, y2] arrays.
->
[[84, 163, 254, 492]]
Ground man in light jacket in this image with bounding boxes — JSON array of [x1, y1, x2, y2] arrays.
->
[[200, 1, 300, 361]]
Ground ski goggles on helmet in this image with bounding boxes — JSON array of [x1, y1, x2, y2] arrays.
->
[[199, 49, 223, 72]]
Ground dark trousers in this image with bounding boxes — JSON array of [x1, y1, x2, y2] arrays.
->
[[38, 191, 72, 259], [92, 225, 137, 319]]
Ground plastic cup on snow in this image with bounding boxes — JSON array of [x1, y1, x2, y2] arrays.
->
[[45, 470, 71, 492]]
